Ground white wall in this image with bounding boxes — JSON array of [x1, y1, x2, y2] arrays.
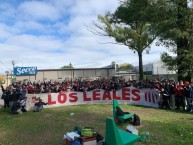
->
[[152, 61, 176, 75], [134, 61, 176, 75], [15, 68, 116, 82]]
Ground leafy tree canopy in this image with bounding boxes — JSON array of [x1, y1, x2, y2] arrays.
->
[[92, 0, 157, 80], [61, 63, 74, 69], [0, 75, 5, 84], [118, 63, 133, 71], [151, 0, 193, 81]]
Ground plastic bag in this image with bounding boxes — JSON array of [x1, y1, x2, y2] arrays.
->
[[81, 127, 96, 137]]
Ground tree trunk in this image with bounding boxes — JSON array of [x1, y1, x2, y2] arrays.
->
[[138, 51, 144, 80], [177, 38, 190, 81], [176, 0, 191, 81]]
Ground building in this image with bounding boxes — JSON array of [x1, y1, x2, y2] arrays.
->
[[134, 61, 177, 80], [115, 70, 138, 80], [9, 61, 177, 83], [14, 65, 117, 82]]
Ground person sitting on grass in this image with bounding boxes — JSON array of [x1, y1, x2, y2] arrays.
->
[[33, 98, 48, 112], [11, 99, 22, 115], [20, 97, 27, 112]]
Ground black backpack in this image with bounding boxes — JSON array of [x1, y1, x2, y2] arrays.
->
[[133, 114, 141, 126], [73, 126, 81, 136], [96, 132, 107, 145], [116, 106, 124, 116]]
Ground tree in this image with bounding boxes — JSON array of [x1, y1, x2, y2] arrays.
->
[[61, 63, 74, 69], [0, 75, 5, 84], [119, 63, 133, 71], [92, 0, 157, 80], [151, 0, 193, 81]]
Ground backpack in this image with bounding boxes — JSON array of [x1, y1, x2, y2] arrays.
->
[[133, 114, 141, 126], [116, 106, 124, 116], [96, 133, 104, 143], [73, 126, 81, 136], [96, 133, 106, 145], [71, 141, 81, 145]]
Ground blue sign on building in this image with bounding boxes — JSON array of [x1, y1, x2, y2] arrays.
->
[[14, 67, 37, 76]]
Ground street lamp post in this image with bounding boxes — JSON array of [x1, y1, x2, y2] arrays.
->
[[12, 60, 15, 82]]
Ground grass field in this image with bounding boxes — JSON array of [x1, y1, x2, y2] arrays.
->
[[0, 104, 193, 145]]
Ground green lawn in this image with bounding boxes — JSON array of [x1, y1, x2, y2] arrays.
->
[[0, 104, 193, 145]]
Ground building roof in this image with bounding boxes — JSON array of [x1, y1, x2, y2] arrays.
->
[[38, 67, 115, 71]]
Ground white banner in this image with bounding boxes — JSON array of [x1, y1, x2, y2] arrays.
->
[[26, 87, 159, 110]]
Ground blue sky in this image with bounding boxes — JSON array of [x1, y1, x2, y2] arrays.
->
[[0, 0, 166, 74]]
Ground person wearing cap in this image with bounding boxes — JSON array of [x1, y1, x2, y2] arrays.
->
[[9, 88, 20, 112]]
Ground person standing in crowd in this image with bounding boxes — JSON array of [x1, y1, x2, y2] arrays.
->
[[160, 87, 170, 109], [175, 83, 185, 110], [9, 88, 20, 112], [33, 98, 48, 112], [189, 82, 193, 112], [184, 81, 191, 111], [1, 85, 11, 108], [164, 80, 171, 107], [169, 81, 176, 110], [17, 86, 24, 100], [22, 86, 28, 98]]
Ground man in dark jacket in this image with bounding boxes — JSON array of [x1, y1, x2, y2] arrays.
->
[[11, 100, 22, 115], [9, 88, 20, 112], [160, 87, 170, 109], [1, 85, 11, 108]]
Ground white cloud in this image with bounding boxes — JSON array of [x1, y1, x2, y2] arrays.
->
[[0, 0, 168, 75], [18, 1, 62, 21]]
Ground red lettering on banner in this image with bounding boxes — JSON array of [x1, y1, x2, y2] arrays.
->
[[102, 91, 111, 100], [131, 89, 140, 101], [113, 91, 121, 100], [69, 93, 78, 102], [47, 93, 56, 105], [93, 90, 101, 101], [83, 92, 91, 101], [122, 88, 130, 100], [58, 94, 67, 103]]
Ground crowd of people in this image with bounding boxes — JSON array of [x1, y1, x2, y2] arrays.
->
[[154, 80, 193, 112], [1, 84, 47, 114], [1, 86, 27, 114], [1, 77, 193, 114]]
